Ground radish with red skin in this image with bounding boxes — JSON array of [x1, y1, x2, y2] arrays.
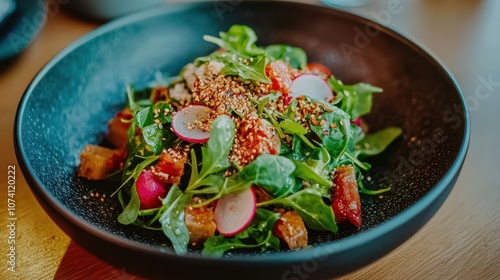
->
[[214, 187, 256, 236], [352, 117, 362, 127], [290, 74, 334, 101], [136, 169, 169, 210], [171, 105, 212, 143]]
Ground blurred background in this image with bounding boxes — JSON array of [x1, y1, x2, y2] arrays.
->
[[1, 0, 499, 279]]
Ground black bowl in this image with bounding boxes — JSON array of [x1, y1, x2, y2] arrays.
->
[[14, 1, 470, 279]]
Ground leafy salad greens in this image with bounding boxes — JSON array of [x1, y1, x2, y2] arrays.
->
[[77, 25, 401, 257]]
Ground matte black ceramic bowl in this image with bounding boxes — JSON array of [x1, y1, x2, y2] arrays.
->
[[15, 1, 469, 279]]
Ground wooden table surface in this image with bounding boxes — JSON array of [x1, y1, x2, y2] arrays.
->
[[1, 0, 499, 279]]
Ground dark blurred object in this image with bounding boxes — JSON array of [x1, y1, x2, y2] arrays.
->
[[64, 0, 163, 22], [0, 0, 46, 62], [0, 0, 16, 28]]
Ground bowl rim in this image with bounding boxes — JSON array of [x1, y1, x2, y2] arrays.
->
[[14, 0, 471, 264]]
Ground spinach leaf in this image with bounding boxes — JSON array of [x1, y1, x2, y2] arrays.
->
[[135, 102, 173, 128], [186, 115, 235, 191], [117, 185, 141, 225], [159, 186, 193, 255], [266, 44, 307, 69], [260, 188, 337, 232], [356, 127, 402, 156], [142, 123, 176, 155], [282, 134, 316, 161], [309, 104, 352, 163], [202, 208, 280, 257], [328, 76, 383, 120], [236, 154, 297, 197], [203, 25, 266, 57], [292, 159, 333, 187]]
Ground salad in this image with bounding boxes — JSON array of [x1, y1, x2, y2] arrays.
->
[[77, 25, 401, 256]]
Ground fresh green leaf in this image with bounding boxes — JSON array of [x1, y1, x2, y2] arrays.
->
[[309, 103, 352, 163], [259, 187, 337, 232], [159, 186, 193, 255], [118, 185, 141, 225], [280, 119, 316, 149], [203, 25, 266, 57], [328, 76, 383, 119], [187, 115, 235, 191], [343, 150, 371, 171], [356, 127, 402, 156], [126, 85, 153, 111], [202, 208, 280, 257], [292, 160, 333, 187], [142, 123, 176, 155], [281, 119, 307, 135], [236, 154, 297, 197], [115, 151, 159, 197], [188, 176, 253, 208], [218, 54, 271, 83], [359, 183, 391, 195], [135, 102, 174, 128], [266, 44, 307, 69], [285, 98, 298, 120], [198, 115, 235, 176]]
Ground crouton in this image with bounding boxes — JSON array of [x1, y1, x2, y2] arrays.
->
[[106, 109, 133, 148], [185, 197, 216, 245], [151, 146, 189, 185], [78, 145, 126, 180]]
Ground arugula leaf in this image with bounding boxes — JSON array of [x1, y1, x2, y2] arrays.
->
[[126, 85, 153, 111], [202, 208, 280, 257], [188, 176, 253, 208], [203, 25, 266, 57], [217, 53, 271, 84], [328, 76, 383, 120], [186, 115, 235, 191], [236, 154, 297, 197], [117, 185, 141, 225], [259, 187, 337, 232], [159, 186, 193, 255], [356, 127, 402, 156], [266, 44, 307, 69], [201, 25, 271, 83]]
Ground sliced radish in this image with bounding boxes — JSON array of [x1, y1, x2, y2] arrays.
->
[[214, 187, 256, 236], [289, 74, 334, 101], [171, 105, 212, 143], [136, 169, 168, 210]]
